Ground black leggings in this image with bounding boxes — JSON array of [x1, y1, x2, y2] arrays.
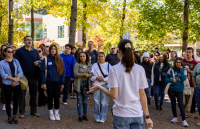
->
[[168, 89, 185, 121], [46, 81, 61, 110], [3, 84, 20, 117]]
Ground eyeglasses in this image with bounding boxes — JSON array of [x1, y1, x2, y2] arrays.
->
[[25, 39, 32, 41], [111, 48, 116, 49], [176, 62, 181, 64], [37, 50, 42, 53], [176, 57, 183, 60], [7, 51, 14, 54]]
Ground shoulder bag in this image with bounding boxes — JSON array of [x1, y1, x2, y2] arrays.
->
[[14, 59, 28, 90], [97, 62, 110, 78], [164, 69, 175, 94]]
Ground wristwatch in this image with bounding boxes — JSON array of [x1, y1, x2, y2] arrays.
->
[[145, 115, 150, 119]]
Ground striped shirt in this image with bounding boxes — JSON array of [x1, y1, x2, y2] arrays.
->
[[0, 58, 23, 85]]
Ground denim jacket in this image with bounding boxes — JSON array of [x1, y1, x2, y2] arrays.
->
[[0, 58, 23, 85], [74, 62, 92, 92]]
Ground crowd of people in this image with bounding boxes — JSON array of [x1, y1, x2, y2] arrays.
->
[[0, 36, 200, 128]]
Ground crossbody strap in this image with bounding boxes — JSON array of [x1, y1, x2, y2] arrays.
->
[[97, 62, 106, 78], [45, 57, 47, 78], [13, 58, 19, 78]]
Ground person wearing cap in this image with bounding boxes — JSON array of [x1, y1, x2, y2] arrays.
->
[[141, 52, 152, 105]]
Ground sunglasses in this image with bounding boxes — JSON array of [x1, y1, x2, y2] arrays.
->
[[7, 51, 14, 54], [111, 48, 116, 49], [37, 50, 42, 53]]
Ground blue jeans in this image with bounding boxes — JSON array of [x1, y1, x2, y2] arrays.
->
[[151, 85, 154, 97], [113, 115, 144, 129], [194, 87, 200, 115], [76, 80, 89, 116], [93, 84, 108, 121], [154, 81, 166, 104], [145, 79, 151, 105]]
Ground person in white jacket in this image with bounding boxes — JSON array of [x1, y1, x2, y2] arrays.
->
[[90, 52, 111, 123]]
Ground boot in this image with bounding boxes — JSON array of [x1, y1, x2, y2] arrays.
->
[[78, 116, 82, 122], [8, 117, 12, 124], [160, 103, 163, 110], [49, 109, 55, 120], [54, 109, 60, 120], [83, 115, 89, 121], [155, 103, 159, 110], [12, 116, 18, 124]]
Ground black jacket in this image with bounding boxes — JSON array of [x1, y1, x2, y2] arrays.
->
[[105, 53, 120, 66], [141, 62, 152, 79], [153, 62, 170, 86], [134, 53, 141, 64]]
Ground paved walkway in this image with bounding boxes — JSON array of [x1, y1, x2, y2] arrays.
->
[[0, 95, 199, 129]]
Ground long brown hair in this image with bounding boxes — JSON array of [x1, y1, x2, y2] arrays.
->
[[49, 44, 63, 76], [118, 39, 135, 73]]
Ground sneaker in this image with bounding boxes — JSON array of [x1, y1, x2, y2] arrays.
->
[[19, 113, 25, 118], [99, 120, 105, 123], [182, 120, 188, 127], [12, 116, 18, 124], [196, 122, 200, 126], [10, 104, 13, 110], [30, 112, 40, 117], [95, 119, 100, 122], [2, 104, 6, 111], [49, 109, 55, 120], [73, 95, 76, 99], [54, 109, 60, 121], [63, 102, 67, 105], [171, 117, 178, 123], [70, 95, 73, 99]]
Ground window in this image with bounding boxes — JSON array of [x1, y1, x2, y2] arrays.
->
[[43, 29, 47, 38], [58, 25, 64, 38]]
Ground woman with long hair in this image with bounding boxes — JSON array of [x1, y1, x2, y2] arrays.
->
[[89, 39, 153, 129], [168, 51, 178, 68], [0, 47, 23, 124], [40, 44, 65, 121], [165, 57, 188, 127], [90, 52, 111, 123], [74, 52, 93, 122], [152, 54, 170, 110], [43, 46, 49, 57], [0, 45, 9, 111], [141, 52, 152, 105]]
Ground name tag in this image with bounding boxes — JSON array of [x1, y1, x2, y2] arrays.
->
[[48, 62, 52, 65]]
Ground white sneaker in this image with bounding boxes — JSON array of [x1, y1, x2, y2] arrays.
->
[[49, 109, 55, 120], [10, 104, 13, 109], [99, 120, 105, 123], [182, 120, 188, 127], [171, 117, 178, 123], [196, 122, 200, 126], [54, 109, 60, 120], [95, 119, 100, 122], [63, 102, 67, 105], [2, 104, 6, 111]]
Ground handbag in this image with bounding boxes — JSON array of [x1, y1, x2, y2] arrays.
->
[[183, 77, 191, 95], [14, 59, 28, 90], [97, 62, 110, 78], [164, 69, 175, 94]]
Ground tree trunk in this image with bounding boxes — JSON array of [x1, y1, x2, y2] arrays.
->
[[8, 0, 14, 46], [182, 0, 189, 52], [120, 0, 126, 40], [31, 7, 34, 46], [82, 2, 87, 48], [69, 0, 77, 46]]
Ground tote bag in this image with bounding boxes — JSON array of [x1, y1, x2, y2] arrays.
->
[[165, 69, 175, 94], [183, 78, 191, 95]]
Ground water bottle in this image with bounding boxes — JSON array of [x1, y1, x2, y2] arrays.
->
[[146, 127, 152, 129]]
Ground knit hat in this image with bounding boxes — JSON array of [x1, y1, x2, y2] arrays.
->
[[142, 52, 149, 58]]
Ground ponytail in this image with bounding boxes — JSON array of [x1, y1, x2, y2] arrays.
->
[[118, 39, 135, 73]]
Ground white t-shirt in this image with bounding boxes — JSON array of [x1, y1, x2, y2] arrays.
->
[[90, 62, 111, 86], [194, 55, 200, 63], [107, 62, 148, 117]]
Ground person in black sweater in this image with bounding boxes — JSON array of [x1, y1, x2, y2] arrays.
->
[[152, 54, 170, 110], [141, 52, 152, 105], [105, 46, 120, 66], [14, 36, 40, 118]]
